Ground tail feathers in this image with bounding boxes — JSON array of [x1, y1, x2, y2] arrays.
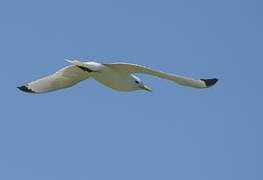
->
[[65, 59, 96, 72], [65, 59, 83, 66]]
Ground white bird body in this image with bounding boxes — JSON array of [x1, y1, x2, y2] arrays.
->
[[75, 61, 138, 92], [93, 71, 137, 92], [18, 60, 218, 94]]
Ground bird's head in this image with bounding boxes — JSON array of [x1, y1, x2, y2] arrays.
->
[[131, 75, 152, 92]]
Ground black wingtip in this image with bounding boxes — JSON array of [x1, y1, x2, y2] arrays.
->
[[201, 78, 218, 87], [17, 85, 35, 93]]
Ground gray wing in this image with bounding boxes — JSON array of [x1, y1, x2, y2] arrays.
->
[[18, 65, 90, 93], [103, 63, 218, 88]]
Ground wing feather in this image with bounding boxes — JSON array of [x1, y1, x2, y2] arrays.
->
[[18, 65, 90, 93], [103, 63, 217, 88]]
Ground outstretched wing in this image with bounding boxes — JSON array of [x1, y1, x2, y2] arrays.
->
[[18, 65, 90, 93], [103, 63, 218, 88]]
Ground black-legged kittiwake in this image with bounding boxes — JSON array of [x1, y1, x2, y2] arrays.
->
[[17, 60, 218, 93]]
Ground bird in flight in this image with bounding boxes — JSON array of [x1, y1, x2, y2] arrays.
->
[[17, 60, 218, 94]]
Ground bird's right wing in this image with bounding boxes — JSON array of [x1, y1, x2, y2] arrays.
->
[[104, 63, 218, 88], [18, 65, 90, 93]]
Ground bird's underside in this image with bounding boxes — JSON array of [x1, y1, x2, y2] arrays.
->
[[17, 60, 218, 94]]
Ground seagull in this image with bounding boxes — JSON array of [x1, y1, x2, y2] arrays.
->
[[17, 60, 218, 93]]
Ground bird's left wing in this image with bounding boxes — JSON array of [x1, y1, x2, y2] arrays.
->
[[18, 65, 90, 93], [103, 63, 218, 88]]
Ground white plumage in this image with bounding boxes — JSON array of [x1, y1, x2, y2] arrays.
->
[[18, 60, 218, 93]]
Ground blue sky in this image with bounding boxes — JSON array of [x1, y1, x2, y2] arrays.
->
[[1, 0, 262, 179]]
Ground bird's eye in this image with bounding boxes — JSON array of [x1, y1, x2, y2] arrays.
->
[[135, 80, 139, 84]]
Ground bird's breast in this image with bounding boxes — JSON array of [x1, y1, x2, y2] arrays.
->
[[91, 66, 134, 92]]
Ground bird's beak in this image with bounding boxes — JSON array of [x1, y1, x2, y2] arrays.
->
[[142, 85, 152, 92]]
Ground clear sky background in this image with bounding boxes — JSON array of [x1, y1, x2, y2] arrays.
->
[[0, 0, 262, 179]]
